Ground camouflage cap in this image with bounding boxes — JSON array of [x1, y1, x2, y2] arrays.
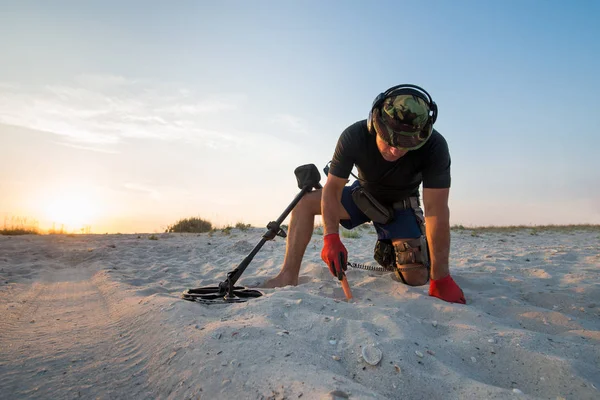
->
[[373, 94, 433, 150]]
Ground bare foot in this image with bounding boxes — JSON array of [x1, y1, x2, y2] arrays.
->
[[259, 274, 299, 288]]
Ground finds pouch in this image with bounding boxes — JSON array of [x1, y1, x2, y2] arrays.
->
[[351, 186, 394, 224]]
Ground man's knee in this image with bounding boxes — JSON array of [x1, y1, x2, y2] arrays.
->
[[392, 237, 430, 286], [394, 265, 429, 286], [294, 189, 322, 216]]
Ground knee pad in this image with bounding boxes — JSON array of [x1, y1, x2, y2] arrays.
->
[[393, 236, 430, 285], [373, 239, 396, 270]]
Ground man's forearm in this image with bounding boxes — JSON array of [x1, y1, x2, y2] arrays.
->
[[425, 207, 451, 280], [321, 185, 341, 235]]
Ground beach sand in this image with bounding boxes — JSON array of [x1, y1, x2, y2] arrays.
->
[[1, 227, 599, 399]]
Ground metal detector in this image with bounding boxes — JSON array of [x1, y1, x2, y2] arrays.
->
[[181, 164, 322, 304]]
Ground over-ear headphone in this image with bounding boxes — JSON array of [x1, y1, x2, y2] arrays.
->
[[367, 84, 438, 135]]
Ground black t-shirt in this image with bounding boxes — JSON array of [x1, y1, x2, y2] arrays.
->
[[328, 120, 451, 205]]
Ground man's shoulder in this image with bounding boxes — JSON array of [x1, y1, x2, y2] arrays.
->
[[421, 129, 449, 152], [339, 120, 369, 147], [409, 129, 449, 165], [342, 119, 369, 136], [429, 129, 446, 143]]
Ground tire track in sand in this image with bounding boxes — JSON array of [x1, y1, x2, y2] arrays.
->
[[0, 268, 159, 399]]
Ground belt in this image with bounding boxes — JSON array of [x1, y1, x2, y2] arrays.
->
[[392, 196, 420, 211]]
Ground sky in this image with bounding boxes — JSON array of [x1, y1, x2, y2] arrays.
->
[[1, 0, 599, 233]]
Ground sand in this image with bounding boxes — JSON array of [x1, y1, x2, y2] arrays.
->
[[0, 227, 599, 399]]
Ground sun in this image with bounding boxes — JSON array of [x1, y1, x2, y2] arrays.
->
[[45, 193, 98, 230]]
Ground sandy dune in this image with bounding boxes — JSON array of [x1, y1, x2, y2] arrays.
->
[[0, 228, 599, 399]]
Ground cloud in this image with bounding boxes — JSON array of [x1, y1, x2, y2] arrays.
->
[[73, 74, 133, 89], [122, 182, 161, 200], [0, 75, 247, 150], [268, 114, 310, 136], [159, 101, 237, 114], [52, 141, 120, 154]]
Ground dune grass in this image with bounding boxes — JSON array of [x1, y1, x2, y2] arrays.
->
[[341, 229, 361, 239], [451, 224, 600, 233], [313, 224, 324, 236], [235, 222, 252, 231], [166, 217, 212, 233], [1, 217, 40, 236], [308, 223, 600, 239], [311, 224, 363, 238], [166, 217, 254, 236], [0, 228, 40, 235], [4, 214, 599, 236]]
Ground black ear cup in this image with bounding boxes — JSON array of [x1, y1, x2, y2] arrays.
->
[[430, 101, 438, 124], [367, 106, 377, 134], [367, 91, 386, 134]]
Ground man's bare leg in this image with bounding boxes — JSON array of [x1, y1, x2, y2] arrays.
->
[[261, 190, 323, 288]]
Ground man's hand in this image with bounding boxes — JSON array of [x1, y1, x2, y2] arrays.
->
[[321, 233, 348, 280], [429, 275, 466, 304]]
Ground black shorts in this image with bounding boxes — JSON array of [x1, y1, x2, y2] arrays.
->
[[339, 181, 422, 240]]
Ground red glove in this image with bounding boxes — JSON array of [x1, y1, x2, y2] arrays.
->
[[321, 233, 348, 280], [429, 275, 466, 304]]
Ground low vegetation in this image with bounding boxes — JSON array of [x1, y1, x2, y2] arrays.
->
[[1, 217, 40, 236], [0, 228, 40, 235], [341, 229, 361, 239], [165, 217, 212, 233], [3, 214, 599, 236], [166, 217, 256, 236], [235, 222, 252, 231], [312, 225, 361, 239], [451, 224, 600, 233]]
